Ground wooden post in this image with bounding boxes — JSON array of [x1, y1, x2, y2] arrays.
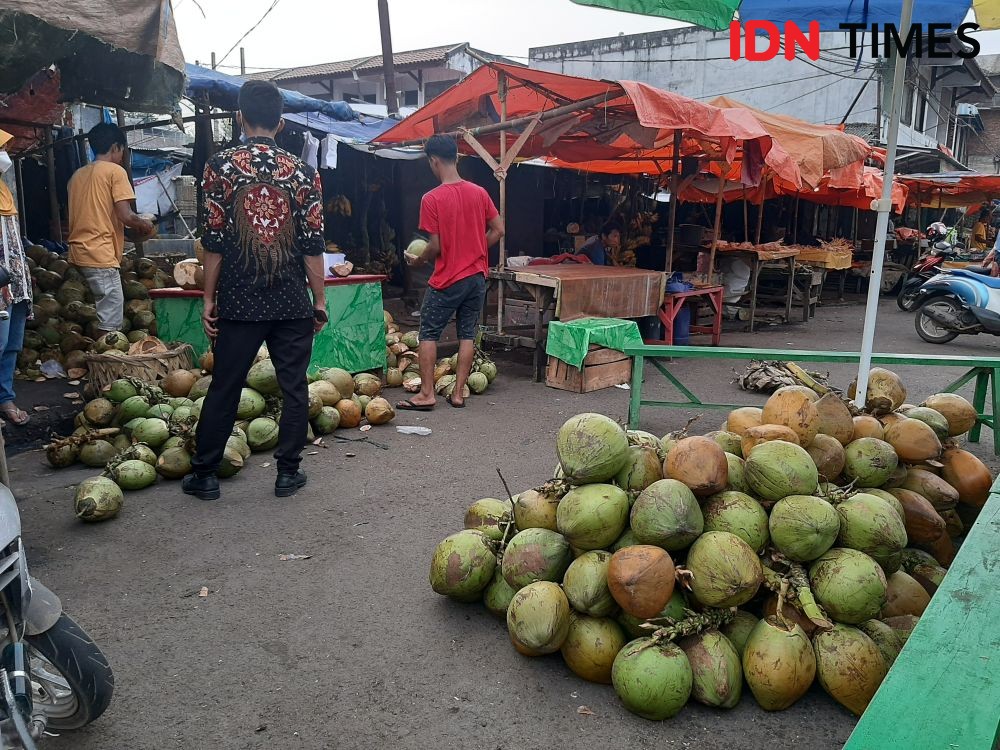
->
[[13, 156, 26, 238], [743, 187, 749, 243], [666, 130, 681, 273], [756, 194, 766, 245], [496, 71, 508, 335], [116, 108, 144, 258], [793, 195, 800, 244], [43, 128, 62, 242], [708, 176, 725, 284], [378, 0, 398, 115]]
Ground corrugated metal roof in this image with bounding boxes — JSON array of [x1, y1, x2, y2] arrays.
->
[[844, 122, 876, 141], [253, 44, 467, 83]]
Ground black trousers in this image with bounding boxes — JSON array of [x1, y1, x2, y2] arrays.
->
[[192, 316, 314, 476]]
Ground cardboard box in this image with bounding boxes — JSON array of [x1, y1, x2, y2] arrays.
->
[[545, 346, 631, 393]]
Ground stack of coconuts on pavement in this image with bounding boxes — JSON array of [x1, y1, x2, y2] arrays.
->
[[429, 368, 990, 720]]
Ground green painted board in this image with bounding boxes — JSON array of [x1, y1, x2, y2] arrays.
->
[[843, 479, 1000, 750], [153, 281, 385, 374]]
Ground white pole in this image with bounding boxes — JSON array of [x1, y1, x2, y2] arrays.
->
[[854, 0, 914, 410]]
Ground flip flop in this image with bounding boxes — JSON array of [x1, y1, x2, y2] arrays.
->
[[0, 404, 29, 426], [397, 399, 435, 412], [446, 395, 466, 409]]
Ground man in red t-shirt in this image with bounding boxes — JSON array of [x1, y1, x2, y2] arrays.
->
[[398, 135, 504, 410]]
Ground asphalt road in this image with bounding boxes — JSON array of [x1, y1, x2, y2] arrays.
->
[[13, 297, 997, 750]]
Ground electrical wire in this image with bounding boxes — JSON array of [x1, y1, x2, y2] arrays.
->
[[215, 0, 283, 68]]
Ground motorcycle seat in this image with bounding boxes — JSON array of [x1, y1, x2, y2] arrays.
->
[[953, 269, 1000, 288]]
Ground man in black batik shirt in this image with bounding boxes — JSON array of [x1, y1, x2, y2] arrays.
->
[[183, 80, 328, 501]]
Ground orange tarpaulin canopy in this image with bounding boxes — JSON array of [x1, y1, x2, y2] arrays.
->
[[374, 64, 802, 189], [898, 172, 1000, 209]]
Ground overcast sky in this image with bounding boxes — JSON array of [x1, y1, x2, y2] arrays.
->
[[173, 0, 1000, 73]]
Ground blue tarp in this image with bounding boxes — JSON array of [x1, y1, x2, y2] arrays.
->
[[737, 0, 971, 31], [184, 63, 356, 122], [282, 111, 398, 142]]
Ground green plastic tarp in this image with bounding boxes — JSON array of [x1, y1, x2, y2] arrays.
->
[[569, 0, 740, 30], [545, 317, 643, 370], [153, 280, 386, 374]]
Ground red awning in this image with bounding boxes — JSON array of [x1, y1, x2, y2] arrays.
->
[[374, 64, 802, 189], [898, 172, 1000, 209]]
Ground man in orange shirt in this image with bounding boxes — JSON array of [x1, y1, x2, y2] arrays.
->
[[68, 124, 153, 336]]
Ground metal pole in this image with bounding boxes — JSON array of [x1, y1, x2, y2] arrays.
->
[[378, 0, 399, 115], [496, 72, 508, 334], [211, 52, 216, 70], [854, 0, 914, 410], [43, 129, 61, 242], [666, 130, 681, 274], [240, 47, 246, 76]]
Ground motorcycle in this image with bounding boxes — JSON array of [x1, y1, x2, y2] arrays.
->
[[897, 241, 958, 311], [913, 267, 1000, 344]]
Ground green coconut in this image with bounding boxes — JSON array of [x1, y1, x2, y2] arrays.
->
[[513, 487, 561, 532], [464, 498, 513, 542], [859, 619, 904, 669], [188, 376, 213, 401], [556, 483, 629, 550], [118, 395, 151, 423], [501, 528, 572, 590], [555, 413, 629, 485], [226, 435, 251, 461], [686, 531, 764, 608], [809, 548, 888, 625], [321, 367, 353, 400], [768, 495, 841, 562], [160, 436, 185, 453], [74, 477, 124, 522], [216, 446, 245, 479], [629, 479, 703, 551], [112, 434, 131, 452], [130, 443, 158, 466], [742, 617, 816, 711], [679, 629, 743, 709], [563, 550, 618, 617], [313, 406, 341, 435], [617, 590, 687, 638], [813, 624, 887, 716], [171, 406, 195, 424], [883, 614, 920, 644], [843, 438, 899, 487], [480, 361, 498, 383], [429, 529, 496, 601], [702, 491, 770, 553], [720, 611, 759, 658], [242, 359, 278, 396], [467, 372, 489, 394], [83, 398, 115, 427], [706, 430, 744, 458], [561, 615, 627, 684], [132, 418, 170, 450], [46, 442, 80, 468], [236, 388, 267, 420], [627, 429, 663, 451], [726, 454, 750, 493], [858, 488, 907, 524], [507, 581, 571, 656], [611, 639, 693, 720], [247, 417, 280, 451], [105, 379, 138, 403], [836, 493, 908, 560], [146, 403, 174, 421], [483, 567, 519, 618], [902, 406, 950, 441], [744, 441, 818, 501], [79, 440, 116, 468], [112, 459, 157, 491], [614, 445, 664, 493], [156, 447, 192, 480]]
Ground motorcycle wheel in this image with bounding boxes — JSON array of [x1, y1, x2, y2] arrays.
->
[[897, 279, 923, 311], [24, 612, 113, 730], [915, 299, 961, 344]]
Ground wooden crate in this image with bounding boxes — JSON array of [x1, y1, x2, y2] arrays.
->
[[545, 346, 632, 393]]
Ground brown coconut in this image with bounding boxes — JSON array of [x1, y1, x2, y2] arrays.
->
[[664, 436, 728, 497], [921, 393, 978, 437], [921, 531, 957, 567], [727, 407, 763, 437], [774, 384, 820, 402], [807, 434, 847, 481], [761, 595, 818, 637], [814, 392, 855, 445], [335, 398, 362, 429], [607, 545, 676, 619], [940, 448, 992, 508], [852, 415, 885, 441], [762, 389, 821, 446], [741, 424, 799, 456], [851, 368, 906, 414], [889, 489, 946, 545], [163, 369, 198, 398], [883, 418, 942, 464], [940, 509, 964, 539], [899, 469, 959, 512], [880, 571, 931, 618], [879, 412, 908, 429], [365, 397, 395, 425]]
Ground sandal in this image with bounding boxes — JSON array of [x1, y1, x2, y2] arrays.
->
[[396, 399, 435, 412], [446, 395, 466, 409], [0, 404, 28, 426]]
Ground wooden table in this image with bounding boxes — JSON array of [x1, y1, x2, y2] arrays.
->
[[717, 247, 799, 332], [646, 286, 723, 346], [484, 265, 665, 381]]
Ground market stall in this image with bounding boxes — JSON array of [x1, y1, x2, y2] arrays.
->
[[150, 275, 388, 373]]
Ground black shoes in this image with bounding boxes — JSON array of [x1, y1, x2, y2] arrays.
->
[[182, 473, 221, 501], [275, 469, 307, 498]]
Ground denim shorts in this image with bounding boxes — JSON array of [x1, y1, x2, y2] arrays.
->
[[419, 274, 486, 342]]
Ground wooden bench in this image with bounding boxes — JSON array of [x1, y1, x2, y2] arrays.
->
[[843, 474, 1000, 749], [624, 345, 1000, 454]]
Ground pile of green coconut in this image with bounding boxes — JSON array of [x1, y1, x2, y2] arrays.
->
[[49, 350, 398, 522], [22, 245, 169, 380], [429, 368, 992, 720], [383, 310, 498, 398]]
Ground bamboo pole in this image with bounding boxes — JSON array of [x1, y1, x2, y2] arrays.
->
[[666, 130, 681, 274], [708, 176, 725, 284], [496, 72, 508, 335]]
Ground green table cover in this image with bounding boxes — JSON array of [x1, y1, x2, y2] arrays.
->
[[545, 317, 643, 369], [153, 280, 386, 374]]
